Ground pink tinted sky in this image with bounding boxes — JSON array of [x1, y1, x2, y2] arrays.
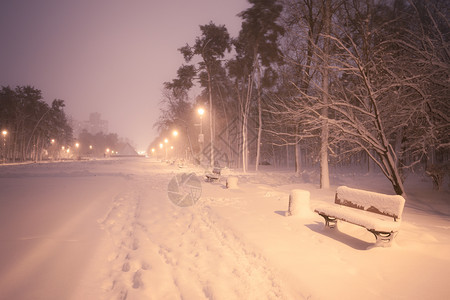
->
[[0, 0, 250, 151]]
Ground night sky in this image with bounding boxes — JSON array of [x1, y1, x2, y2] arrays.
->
[[0, 0, 249, 151]]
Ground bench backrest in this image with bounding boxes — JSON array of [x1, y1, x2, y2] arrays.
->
[[335, 186, 405, 221]]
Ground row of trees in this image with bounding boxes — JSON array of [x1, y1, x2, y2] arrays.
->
[[0, 85, 73, 162], [1, 86, 130, 162], [154, 0, 449, 196]]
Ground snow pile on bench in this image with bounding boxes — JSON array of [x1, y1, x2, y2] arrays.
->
[[335, 186, 405, 220]]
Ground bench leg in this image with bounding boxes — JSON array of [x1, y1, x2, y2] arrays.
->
[[368, 229, 397, 246], [318, 214, 338, 229]]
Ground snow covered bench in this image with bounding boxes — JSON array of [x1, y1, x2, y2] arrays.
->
[[314, 186, 405, 246], [205, 167, 221, 182]]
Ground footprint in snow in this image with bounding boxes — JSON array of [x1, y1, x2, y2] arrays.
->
[[122, 261, 130, 272], [132, 270, 143, 289]]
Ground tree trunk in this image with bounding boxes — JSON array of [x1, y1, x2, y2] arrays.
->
[[242, 115, 248, 173], [207, 68, 214, 167], [286, 144, 289, 168], [382, 149, 406, 197], [242, 74, 253, 173], [295, 141, 302, 177], [255, 54, 262, 172], [320, 0, 331, 189], [216, 83, 231, 167]]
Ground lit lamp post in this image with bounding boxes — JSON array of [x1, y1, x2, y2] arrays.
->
[[172, 130, 179, 159], [2, 130, 7, 164], [50, 139, 55, 160], [197, 108, 204, 134], [159, 143, 163, 161], [197, 108, 204, 157], [75, 142, 80, 160]]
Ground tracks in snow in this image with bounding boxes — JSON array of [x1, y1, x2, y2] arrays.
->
[[98, 174, 290, 299]]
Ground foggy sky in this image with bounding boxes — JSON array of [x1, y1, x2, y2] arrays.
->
[[0, 0, 249, 151]]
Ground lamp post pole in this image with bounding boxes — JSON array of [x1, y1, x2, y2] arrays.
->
[[164, 138, 169, 160], [197, 108, 205, 161], [2, 130, 7, 164]]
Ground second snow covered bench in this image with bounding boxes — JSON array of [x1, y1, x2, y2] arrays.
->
[[314, 186, 405, 246], [205, 167, 222, 182]]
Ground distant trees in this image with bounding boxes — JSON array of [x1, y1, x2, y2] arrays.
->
[[153, 84, 196, 161], [77, 130, 119, 157], [0, 85, 73, 162]]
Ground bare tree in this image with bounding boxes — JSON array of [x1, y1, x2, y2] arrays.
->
[[269, 0, 449, 196]]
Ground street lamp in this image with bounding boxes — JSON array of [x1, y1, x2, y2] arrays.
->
[[164, 139, 169, 160], [197, 108, 205, 156], [199, 105, 213, 166], [74, 142, 80, 160], [197, 108, 204, 135], [49, 139, 56, 160], [2, 130, 7, 164], [171, 130, 180, 160]]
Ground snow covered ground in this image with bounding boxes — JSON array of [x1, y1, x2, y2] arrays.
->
[[0, 158, 449, 300]]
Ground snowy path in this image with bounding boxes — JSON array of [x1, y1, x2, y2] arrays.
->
[[74, 164, 289, 300], [1, 158, 449, 299]]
